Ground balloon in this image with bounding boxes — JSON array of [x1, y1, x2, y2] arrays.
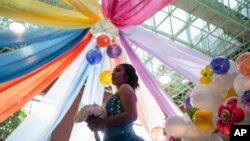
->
[[192, 109, 214, 131], [241, 90, 250, 111], [99, 70, 112, 86], [210, 133, 224, 141], [150, 127, 168, 141], [190, 85, 223, 112], [228, 60, 238, 73], [96, 34, 110, 47], [169, 136, 176, 141], [236, 52, 250, 76], [210, 56, 230, 74], [184, 95, 192, 108], [223, 88, 238, 100], [233, 74, 250, 97], [186, 108, 198, 120], [164, 116, 187, 137], [230, 107, 245, 122], [86, 48, 102, 65], [106, 44, 122, 58]]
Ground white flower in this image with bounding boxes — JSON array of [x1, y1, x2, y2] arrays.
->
[[74, 103, 106, 123]]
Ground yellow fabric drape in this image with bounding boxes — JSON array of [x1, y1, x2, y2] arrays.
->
[[0, 0, 102, 28], [62, 0, 103, 20]]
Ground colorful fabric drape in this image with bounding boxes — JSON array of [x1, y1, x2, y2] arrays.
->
[[0, 33, 92, 122], [0, 0, 102, 28], [0, 27, 82, 47], [119, 31, 183, 117], [109, 40, 166, 133], [6, 39, 95, 141], [0, 29, 88, 83], [121, 26, 211, 83], [62, 0, 103, 20], [69, 47, 109, 141], [102, 0, 175, 28]]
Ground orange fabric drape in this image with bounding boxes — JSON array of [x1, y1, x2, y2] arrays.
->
[[0, 33, 92, 122]]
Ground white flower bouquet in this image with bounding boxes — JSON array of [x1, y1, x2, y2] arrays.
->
[[74, 104, 106, 141]]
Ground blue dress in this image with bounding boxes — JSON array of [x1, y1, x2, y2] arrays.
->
[[104, 95, 144, 141]]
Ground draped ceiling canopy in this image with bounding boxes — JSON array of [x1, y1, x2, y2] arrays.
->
[[0, 0, 213, 140]]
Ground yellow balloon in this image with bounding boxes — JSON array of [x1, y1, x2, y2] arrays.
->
[[192, 109, 213, 131], [99, 70, 112, 86]]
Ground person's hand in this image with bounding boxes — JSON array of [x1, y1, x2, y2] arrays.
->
[[86, 116, 105, 131]]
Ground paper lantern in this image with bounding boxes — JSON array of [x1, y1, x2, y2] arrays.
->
[[236, 52, 250, 76], [106, 44, 122, 58], [99, 70, 112, 86], [86, 48, 102, 65], [96, 34, 110, 47], [210, 56, 230, 74]]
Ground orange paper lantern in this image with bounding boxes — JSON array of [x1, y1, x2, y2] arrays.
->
[[97, 35, 110, 47]]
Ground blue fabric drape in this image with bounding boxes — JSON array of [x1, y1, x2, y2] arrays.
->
[[0, 29, 88, 83], [0, 27, 82, 47]]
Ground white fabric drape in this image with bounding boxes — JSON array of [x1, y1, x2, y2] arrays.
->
[[69, 47, 109, 141], [6, 39, 95, 141]]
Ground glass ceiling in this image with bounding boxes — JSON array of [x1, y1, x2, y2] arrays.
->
[[0, 0, 249, 106], [137, 0, 250, 105]]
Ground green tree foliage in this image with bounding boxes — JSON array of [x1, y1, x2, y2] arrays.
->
[[0, 110, 27, 140]]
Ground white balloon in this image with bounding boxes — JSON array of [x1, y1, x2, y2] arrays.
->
[[228, 60, 238, 73], [234, 74, 250, 97], [164, 116, 187, 137], [210, 133, 224, 141], [213, 72, 238, 93], [191, 85, 223, 112], [181, 120, 215, 140]]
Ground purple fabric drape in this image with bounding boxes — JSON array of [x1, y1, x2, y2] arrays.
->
[[121, 26, 211, 84], [102, 0, 175, 28], [119, 31, 183, 116]]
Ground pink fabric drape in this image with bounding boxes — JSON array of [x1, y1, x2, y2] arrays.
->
[[102, 0, 175, 28]]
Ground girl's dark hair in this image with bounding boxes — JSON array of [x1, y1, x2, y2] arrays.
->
[[120, 63, 139, 89]]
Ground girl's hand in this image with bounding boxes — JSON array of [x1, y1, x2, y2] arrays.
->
[[87, 116, 105, 131]]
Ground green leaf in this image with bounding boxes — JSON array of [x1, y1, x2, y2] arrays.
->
[[0, 110, 27, 140], [185, 108, 198, 120]]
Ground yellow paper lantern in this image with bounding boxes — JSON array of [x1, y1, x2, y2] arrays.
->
[[99, 70, 112, 86], [192, 109, 213, 131]]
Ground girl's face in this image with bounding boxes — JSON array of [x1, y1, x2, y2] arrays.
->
[[112, 65, 127, 87]]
